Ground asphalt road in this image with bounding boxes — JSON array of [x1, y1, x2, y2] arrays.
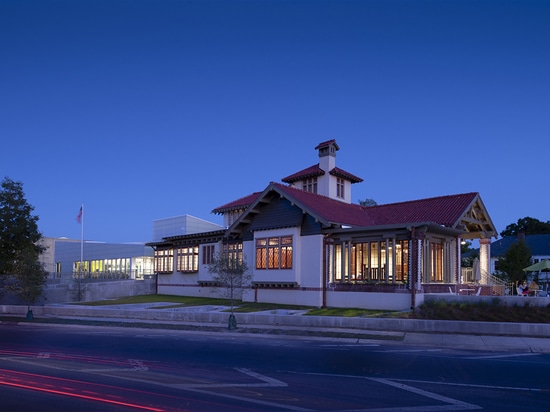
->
[[1, 322, 549, 411]]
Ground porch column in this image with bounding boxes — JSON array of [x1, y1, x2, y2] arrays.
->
[[409, 227, 425, 308], [479, 238, 491, 283], [456, 237, 462, 284]]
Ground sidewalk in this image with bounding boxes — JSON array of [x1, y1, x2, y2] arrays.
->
[[1, 303, 549, 353]]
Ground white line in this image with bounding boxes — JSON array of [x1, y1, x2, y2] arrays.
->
[[377, 349, 443, 353], [295, 372, 482, 411], [368, 377, 482, 410], [395, 378, 545, 393], [463, 353, 541, 360], [180, 386, 313, 411], [235, 367, 287, 387]]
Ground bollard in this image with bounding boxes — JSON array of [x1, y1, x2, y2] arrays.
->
[[228, 313, 237, 330], [26, 309, 34, 321]]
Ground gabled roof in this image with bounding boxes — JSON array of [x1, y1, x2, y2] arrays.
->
[[281, 165, 325, 183], [220, 183, 497, 239], [329, 167, 363, 183], [212, 191, 262, 214], [281, 164, 363, 184], [315, 139, 339, 151], [363, 193, 481, 227]]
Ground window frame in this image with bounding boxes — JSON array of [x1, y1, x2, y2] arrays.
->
[[176, 245, 199, 273], [255, 235, 293, 270]]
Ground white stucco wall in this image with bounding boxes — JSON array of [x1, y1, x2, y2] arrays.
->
[[243, 288, 322, 307], [327, 291, 417, 311]]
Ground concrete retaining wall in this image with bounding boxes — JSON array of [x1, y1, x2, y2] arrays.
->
[[0, 279, 157, 305], [2, 304, 549, 338]]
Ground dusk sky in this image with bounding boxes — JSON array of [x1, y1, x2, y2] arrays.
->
[[1, 0, 548, 244]]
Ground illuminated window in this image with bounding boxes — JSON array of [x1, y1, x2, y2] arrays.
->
[[177, 246, 199, 273], [335, 240, 409, 284], [394, 240, 409, 282], [222, 242, 243, 267], [154, 249, 173, 274], [430, 243, 443, 282], [256, 236, 293, 270]]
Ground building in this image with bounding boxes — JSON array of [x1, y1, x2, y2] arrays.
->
[[39, 237, 155, 280], [147, 140, 497, 310], [490, 233, 550, 290]]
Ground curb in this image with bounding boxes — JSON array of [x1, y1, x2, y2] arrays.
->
[[2, 304, 550, 338]]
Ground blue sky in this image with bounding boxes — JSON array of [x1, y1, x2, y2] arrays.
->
[[1, 0, 548, 243]]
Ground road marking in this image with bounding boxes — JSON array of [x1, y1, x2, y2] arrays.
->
[[235, 368, 287, 387], [396, 378, 545, 393], [321, 344, 381, 347], [463, 353, 541, 360], [180, 385, 313, 411], [367, 377, 482, 411], [377, 349, 443, 353], [296, 372, 482, 411]]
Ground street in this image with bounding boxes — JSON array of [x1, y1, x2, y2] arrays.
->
[[0, 322, 549, 411]]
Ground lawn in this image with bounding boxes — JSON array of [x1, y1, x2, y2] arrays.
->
[[81, 294, 393, 317], [80, 294, 550, 323]]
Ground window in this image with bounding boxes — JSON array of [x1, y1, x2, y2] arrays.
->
[[222, 242, 243, 267], [154, 249, 173, 273], [227, 209, 243, 226], [256, 236, 293, 269], [334, 240, 409, 284], [177, 246, 199, 272], [302, 178, 317, 194], [394, 240, 409, 282], [336, 178, 344, 198], [202, 245, 215, 265], [429, 242, 443, 282]]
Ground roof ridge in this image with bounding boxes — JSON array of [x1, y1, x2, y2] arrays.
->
[[368, 192, 479, 209]]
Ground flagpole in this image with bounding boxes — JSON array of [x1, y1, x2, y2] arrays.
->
[[80, 203, 84, 268], [79, 203, 84, 301]]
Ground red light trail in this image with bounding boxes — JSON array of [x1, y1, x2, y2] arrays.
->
[[0, 368, 164, 411]]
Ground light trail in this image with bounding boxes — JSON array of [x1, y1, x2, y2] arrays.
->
[[0, 368, 165, 411]]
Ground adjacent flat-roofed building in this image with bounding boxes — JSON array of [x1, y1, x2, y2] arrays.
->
[[40, 237, 155, 280]]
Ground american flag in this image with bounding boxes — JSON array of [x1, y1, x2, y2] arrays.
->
[[76, 206, 83, 224]]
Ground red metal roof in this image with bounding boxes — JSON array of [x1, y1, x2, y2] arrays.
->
[[214, 182, 479, 230], [274, 183, 372, 226], [281, 164, 363, 184], [329, 167, 363, 183], [315, 139, 339, 150], [281, 164, 325, 183], [362, 193, 479, 227], [211, 191, 263, 214]]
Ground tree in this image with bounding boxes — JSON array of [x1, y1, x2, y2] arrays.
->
[[358, 198, 377, 206], [0, 177, 46, 315], [460, 240, 478, 267], [8, 247, 48, 318], [500, 217, 550, 237], [495, 239, 532, 294], [207, 251, 250, 329]]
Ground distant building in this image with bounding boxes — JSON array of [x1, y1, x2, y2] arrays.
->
[[490, 234, 550, 289], [39, 237, 155, 280], [152, 214, 224, 242], [39, 215, 222, 281], [147, 140, 498, 310]]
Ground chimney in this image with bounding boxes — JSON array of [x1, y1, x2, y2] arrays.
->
[[315, 139, 339, 172]]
